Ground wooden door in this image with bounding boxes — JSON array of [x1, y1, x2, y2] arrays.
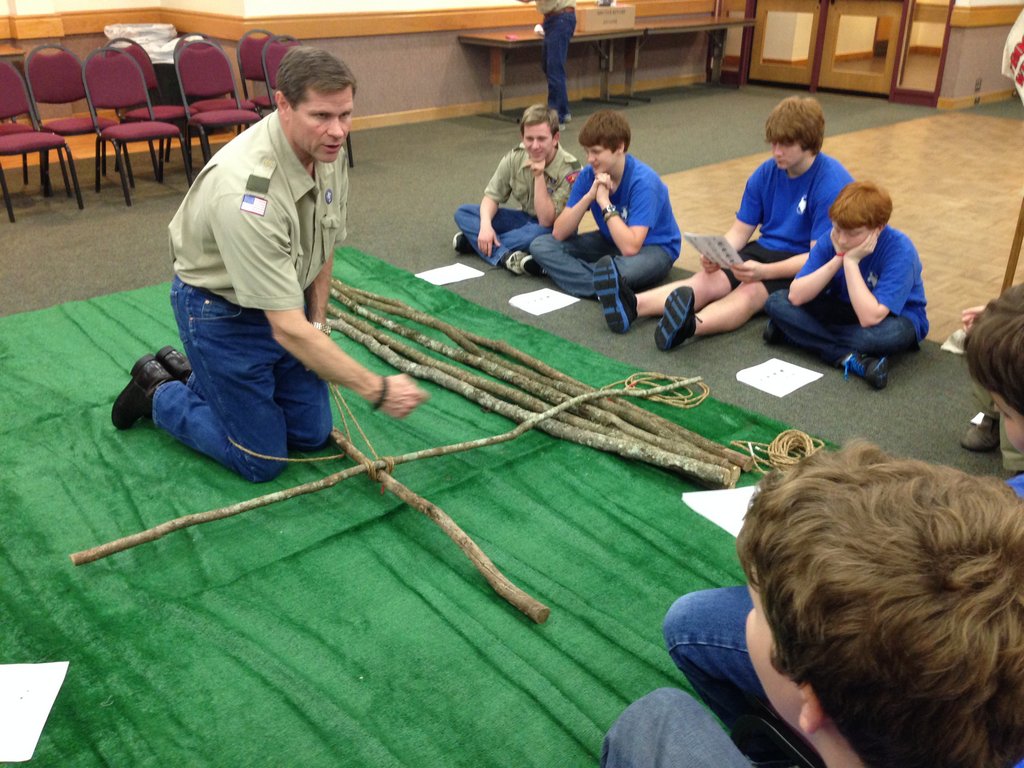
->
[[749, 0, 821, 86], [817, 0, 905, 93]]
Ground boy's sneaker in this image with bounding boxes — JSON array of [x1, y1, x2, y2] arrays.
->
[[452, 232, 474, 255], [655, 287, 697, 351], [593, 255, 636, 334], [960, 415, 999, 451], [840, 352, 889, 390], [762, 319, 784, 345], [505, 251, 543, 276]]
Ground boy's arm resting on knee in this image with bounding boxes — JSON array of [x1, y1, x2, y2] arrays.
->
[[552, 198, 589, 240], [606, 218, 649, 257], [265, 308, 427, 416], [789, 256, 840, 305], [724, 219, 756, 254], [477, 197, 501, 256]]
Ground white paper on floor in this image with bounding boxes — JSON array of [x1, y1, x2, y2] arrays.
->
[[0, 661, 70, 762], [736, 358, 823, 398], [508, 288, 580, 316], [415, 263, 485, 286], [681, 485, 757, 538]]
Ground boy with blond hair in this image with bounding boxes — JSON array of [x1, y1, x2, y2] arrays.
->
[[594, 96, 851, 350], [528, 109, 680, 297], [762, 180, 928, 389], [604, 443, 1024, 768], [452, 104, 581, 274]]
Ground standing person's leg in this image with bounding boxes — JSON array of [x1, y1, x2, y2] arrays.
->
[[542, 11, 575, 122], [601, 688, 754, 768], [530, 230, 612, 296], [153, 278, 303, 482]]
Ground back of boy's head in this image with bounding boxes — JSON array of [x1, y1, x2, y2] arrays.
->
[[578, 110, 631, 152], [736, 441, 1024, 768], [764, 96, 825, 154], [520, 104, 560, 137], [829, 181, 892, 230], [965, 284, 1024, 416]]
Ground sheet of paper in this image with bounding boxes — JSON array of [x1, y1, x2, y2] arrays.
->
[[0, 661, 69, 762], [415, 263, 485, 286], [508, 288, 580, 316], [682, 485, 757, 538], [683, 232, 743, 268], [736, 358, 823, 398]]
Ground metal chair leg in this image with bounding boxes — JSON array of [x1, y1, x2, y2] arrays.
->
[[0, 164, 14, 222], [62, 145, 84, 211]]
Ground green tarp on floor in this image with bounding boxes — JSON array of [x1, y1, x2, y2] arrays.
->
[[1, 249, 789, 766]]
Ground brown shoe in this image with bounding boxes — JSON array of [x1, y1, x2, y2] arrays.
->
[[960, 416, 999, 452]]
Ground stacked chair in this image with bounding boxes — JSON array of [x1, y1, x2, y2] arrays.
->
[[0, 60, 83, 222], [82, 47, 193, 206]]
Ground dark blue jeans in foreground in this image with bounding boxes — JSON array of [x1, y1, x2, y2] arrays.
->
[[542, 10, 576, 121], [454, 205, 551, 266], [602, 688, 753, 768], [152, 276, 332, 482], [764, 291, 918, 364]]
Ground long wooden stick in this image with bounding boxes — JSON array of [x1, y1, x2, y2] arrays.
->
[[332, 431, 550, 624], [70, 381, 695, 567]]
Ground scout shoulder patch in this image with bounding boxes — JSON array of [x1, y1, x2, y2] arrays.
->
[[566, 170, 580, 185], [245, 156, 277, 195]]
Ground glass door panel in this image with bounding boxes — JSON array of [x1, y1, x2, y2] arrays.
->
[[818, 0, 904, 94], [750, 0, 819, 86]]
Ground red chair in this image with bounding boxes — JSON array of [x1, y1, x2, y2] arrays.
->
[[236, 29, 275, 115], [105, 37, 188, 124], [25, 44, 118, 137], [174, 38, 261, 166], [0, 60, 83, 222], [174, 37, 256, 114], [83, 47, 193, 206], [262, 36, 354, 168]]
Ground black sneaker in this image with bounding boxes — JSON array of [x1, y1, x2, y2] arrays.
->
[[593, 255, 637, 334], [111, 354, 175, 430], [155, 345, 192, 383], [655, 287, 697, 351], [452, 231, 474, 255], [840, 352, 888, 390], [762, 319, 784, 345]]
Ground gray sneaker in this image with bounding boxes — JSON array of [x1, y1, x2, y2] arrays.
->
[[504, 251, 541, 276], [960, 416, 999, 451]]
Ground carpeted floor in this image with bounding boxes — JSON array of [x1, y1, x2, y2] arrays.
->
[[3, 252, 791, 766]]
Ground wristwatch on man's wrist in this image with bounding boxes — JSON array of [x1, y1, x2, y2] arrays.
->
[[311, 321, 332, 336], [603, 204, 619, 221]]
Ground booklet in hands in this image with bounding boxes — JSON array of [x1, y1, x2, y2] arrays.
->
[[683, 233, 743, 269]]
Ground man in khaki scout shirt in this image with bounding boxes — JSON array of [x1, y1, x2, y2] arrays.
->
[[453, 104, 580, 276], [111, 47, 426, 482], [518, 0, 577, 124]]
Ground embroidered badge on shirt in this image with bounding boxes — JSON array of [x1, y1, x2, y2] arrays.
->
[[566, 170, 580, 185], [240, 194, 268, 216], [325, 188, 334, 204], [867, 271, 879, 289], [797, 195, 808, 214]]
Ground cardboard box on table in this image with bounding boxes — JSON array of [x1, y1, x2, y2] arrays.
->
[[575, 4, 636, 33]]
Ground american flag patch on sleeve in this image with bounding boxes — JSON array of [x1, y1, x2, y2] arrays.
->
[[240, 194, 268, 216]]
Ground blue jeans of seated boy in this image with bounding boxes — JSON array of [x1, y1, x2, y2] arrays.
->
[[764, 290, 918, 364], [542, 10, 576, 121], [601, 688, 752, 768], [529, 230, 676, 298], [153, 276, 333, 483], [454, 205, 551, 266]]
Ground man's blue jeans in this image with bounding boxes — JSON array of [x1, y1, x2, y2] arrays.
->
[[529, 230, 675, 298], [764, 291, 918, 365], [152, 276, 332, 482], [542, 10, 575, 121], [601, 688, 753, 768], [454, 205, 551, 266]]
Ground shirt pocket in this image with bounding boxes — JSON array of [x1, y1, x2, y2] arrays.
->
[[320, 213, 341, 263]]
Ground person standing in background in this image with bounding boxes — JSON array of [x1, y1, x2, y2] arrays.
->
[[518, 0, 576, 126]]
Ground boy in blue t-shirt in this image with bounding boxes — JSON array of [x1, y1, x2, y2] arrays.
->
[[593, 96, 852, 350], [763, 181, 928, 390], [529, 110, 680, 298]]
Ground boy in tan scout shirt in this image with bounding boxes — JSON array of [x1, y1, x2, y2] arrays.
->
[[453, 104, 581, 276]]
